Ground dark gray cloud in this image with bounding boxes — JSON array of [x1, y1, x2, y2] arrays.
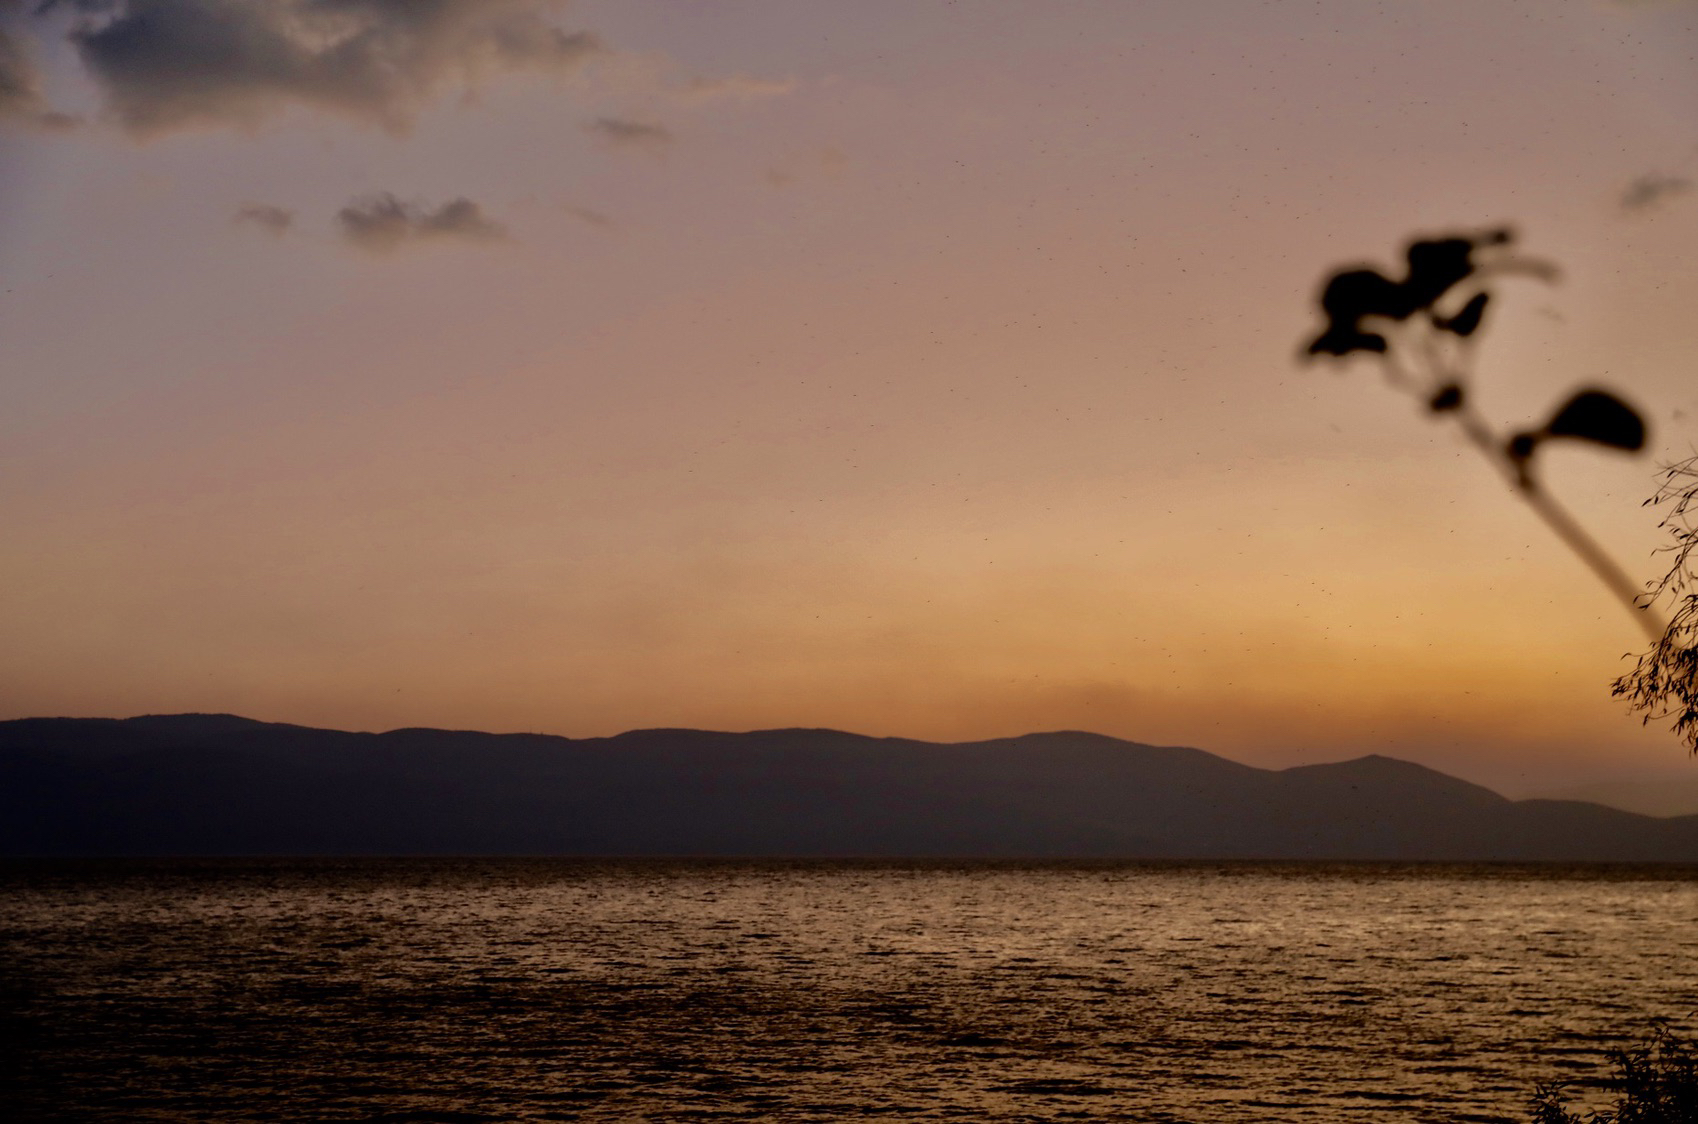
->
[[232, 200, 293, 235], [586, 115, 670, 148], [337, 192, 506, 254], [1622, 171, 1694, 211], [45, 0, 601, 137]]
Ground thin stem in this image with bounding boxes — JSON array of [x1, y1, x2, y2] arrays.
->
[[1450, 402, 1508, 478], [1520, 482, 1665, 642], [1447, 400, 1665, 641]]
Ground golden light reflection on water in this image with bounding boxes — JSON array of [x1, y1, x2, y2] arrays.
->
[[8, 860, 1698, 1121]]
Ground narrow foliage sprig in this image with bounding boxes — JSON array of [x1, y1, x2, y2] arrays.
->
[[1612, 455, 1698, 751]]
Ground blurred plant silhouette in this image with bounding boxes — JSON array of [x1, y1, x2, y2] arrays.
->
[[1529, 1023, 1698, 1124], [1304, 227, 1653, 631], [1303, 229, 1698, 752]]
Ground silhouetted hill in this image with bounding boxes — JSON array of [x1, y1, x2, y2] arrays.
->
[[4, 715, 1697, 859]]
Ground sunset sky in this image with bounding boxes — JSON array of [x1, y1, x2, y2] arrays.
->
[[2, 0, 1696, 796]]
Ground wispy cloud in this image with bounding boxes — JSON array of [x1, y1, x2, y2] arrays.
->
[[232, 201, 294, 236], [0, 25, 39, 119], [585, 115, 671, 149], [0, 22, 78, 130], [681, 74, 795, 103], [41, 0, 601, 138], [1622, 171, 1694, 212], [764, 147, 847, 189], [337, 193, 507, 255], [562, 203, 612, 228]]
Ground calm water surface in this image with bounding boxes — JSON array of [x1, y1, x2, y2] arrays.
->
[[6, 861, 1698, 1122]]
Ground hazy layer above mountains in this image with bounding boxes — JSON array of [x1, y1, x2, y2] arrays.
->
[[6, 715, 1698, 860]]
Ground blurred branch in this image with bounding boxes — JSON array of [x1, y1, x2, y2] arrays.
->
[[1304, 228, 1693, 746]]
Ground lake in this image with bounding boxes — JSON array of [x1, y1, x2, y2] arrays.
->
[[6, 860, 1698, 1122]]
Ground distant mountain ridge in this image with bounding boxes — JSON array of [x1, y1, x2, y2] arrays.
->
[[4, 714, 1697, 859]]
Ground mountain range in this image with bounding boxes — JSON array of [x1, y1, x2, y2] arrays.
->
[[5, 713, 1698, 860]]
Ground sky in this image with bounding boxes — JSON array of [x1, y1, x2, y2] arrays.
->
[[1, 0, 1696, 799]]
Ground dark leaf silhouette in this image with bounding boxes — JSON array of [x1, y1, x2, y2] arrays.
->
[[1428, 383, 1464, 412], [1435, 292, 1488, 337], [1545, 388, 1646, 452], [1307, 269, 1400, 355], [1307, 325, 1388, 356], [1305, 231, 1506, 357], [1400, 237, 1477, 309]]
